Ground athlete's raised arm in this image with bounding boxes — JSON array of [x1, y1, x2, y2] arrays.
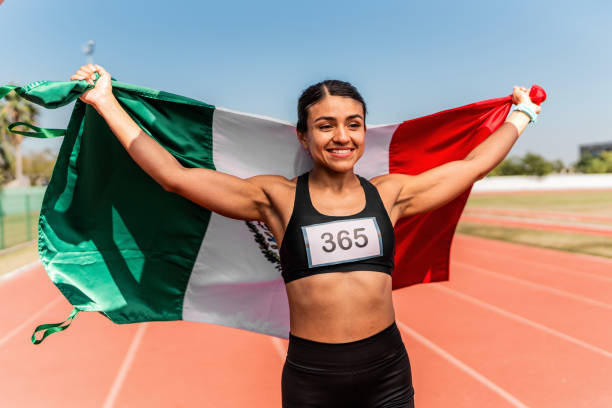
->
[[375, 86, 541, 222], [70, 64, 273, 221]]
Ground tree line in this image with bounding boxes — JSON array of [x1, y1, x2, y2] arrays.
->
[[488, 151, 612, 176], [1, 89, 55, 186], [0, 148, 56, 186]]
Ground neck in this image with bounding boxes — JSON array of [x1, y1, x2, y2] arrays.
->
[[309, 166, 359, 192]]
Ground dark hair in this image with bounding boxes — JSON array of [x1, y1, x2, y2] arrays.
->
[[296, 80, 367, 133]]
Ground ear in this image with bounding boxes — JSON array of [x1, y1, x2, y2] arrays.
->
[[296, 129, 309, 150]]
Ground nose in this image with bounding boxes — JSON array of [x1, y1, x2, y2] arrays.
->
[[332, 126, 350, 144]]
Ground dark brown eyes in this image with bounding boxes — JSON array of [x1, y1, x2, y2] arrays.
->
[[318, 123, 361, 130]]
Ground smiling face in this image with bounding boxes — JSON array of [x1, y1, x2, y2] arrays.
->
[[297, 94, 366, 174]]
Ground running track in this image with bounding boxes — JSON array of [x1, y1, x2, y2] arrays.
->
[[1, 234, 611, 407]]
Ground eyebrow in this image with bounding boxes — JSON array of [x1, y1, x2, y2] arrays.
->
[[313, 114, 364, 122]]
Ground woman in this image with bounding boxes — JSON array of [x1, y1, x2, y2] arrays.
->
[[71, 64, 540, 407]]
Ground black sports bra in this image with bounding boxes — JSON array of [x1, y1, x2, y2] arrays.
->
[[279, 172, 395, 284]]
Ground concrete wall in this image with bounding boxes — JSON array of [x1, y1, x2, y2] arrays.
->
[[472, 174, 612, 192]]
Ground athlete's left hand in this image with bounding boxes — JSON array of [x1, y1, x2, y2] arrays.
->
[[512, 86, 542, 114]]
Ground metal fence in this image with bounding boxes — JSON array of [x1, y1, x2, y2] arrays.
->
[[0, 187, 46, 250]]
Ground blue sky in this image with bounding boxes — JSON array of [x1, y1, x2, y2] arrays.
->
[[1, 0, 610, 165]]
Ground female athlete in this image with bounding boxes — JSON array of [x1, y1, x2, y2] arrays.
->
[[71, 64, 541, 407]]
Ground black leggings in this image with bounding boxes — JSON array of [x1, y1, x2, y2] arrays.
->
[[281, 321, 415, 407]]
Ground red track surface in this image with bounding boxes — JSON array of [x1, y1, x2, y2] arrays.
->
[[1, 234, 611, 407]]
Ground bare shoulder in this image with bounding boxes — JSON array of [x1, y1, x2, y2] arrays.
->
[[246, 174, 298, 232], [368, 174, 422, 225], [246, 174, 297, 212], [369, 173, 413, 201], [247, 174, 296, 194]]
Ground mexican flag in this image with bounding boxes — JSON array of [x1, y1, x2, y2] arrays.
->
[[0, 80, 543, 342]]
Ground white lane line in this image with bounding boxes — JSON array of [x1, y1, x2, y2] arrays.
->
[[396, 320, 529, 408], [102, 323, 148, 408], [453, 261, 612, 310], [270, 337, 287, 360], [0, 296, 62, 348], [0, 261, 41, 285], [459, 246, 612, 283], [432, 284, 612, 359]]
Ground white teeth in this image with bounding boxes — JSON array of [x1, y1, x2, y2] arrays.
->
[[330, 149, 351, 153]]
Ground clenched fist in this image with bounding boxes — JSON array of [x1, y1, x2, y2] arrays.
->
[[70, 64, 113, 109], [512, 86, 541, 114]]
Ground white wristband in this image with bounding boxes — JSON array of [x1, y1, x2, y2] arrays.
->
[[512, 104, 538, 124]]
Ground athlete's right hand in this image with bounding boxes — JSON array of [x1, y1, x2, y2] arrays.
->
[[70, 64, 113, 108]]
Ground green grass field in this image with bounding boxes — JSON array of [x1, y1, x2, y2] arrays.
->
[[0, 212, 39, 250], [461, 189, 612, 258], [0, 212, 40, 277]]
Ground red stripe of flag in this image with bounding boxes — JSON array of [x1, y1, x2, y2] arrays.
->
[[389, 96, 513, 289]]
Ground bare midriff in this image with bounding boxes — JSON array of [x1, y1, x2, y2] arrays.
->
[[285, 270, 395, 343]]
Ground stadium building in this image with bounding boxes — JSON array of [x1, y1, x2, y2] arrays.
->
[[579, 142, 612, 157]]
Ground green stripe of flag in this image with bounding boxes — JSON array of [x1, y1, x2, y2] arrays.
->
[[33, 80, 217, 323]]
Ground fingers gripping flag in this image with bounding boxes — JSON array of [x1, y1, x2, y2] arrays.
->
[[0, 80, 546, 343]]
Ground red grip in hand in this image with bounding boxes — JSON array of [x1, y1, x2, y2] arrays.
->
[[529, 85, 547, 105]]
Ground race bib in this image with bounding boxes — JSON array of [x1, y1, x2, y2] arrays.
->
[[301, 217, 383, 268]]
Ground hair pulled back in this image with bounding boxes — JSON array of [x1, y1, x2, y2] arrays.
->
[[296, 80, 367, 133]]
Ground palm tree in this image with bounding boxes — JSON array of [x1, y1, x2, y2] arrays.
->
[[0, 87, 39, 186], [0, 137, 14, 184]]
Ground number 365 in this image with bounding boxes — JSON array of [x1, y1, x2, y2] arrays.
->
[[320, 228, 368, 252]]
